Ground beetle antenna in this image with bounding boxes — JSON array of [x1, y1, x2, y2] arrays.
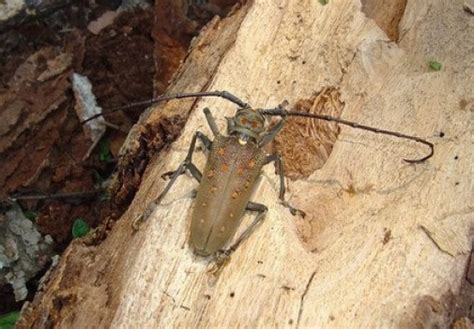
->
[[261, 108, 434, 163], [81, 91, 248, 124]]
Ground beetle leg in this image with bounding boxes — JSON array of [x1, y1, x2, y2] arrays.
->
[[259, 116, 286, 147], [213, 202, 268, 267], [195, 131, 212, 150], [132, 131, 210, 230], [263, 154, 306, 217], [203, 107, 221, 137], [226, 201, 268, 253], [162, 131, 211, 179]]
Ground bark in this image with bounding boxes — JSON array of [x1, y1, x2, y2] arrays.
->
[[18, 0, 473, 328]]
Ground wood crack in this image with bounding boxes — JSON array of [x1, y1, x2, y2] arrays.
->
[[419, 225, 455, 257], [296, 270, 316, 328]]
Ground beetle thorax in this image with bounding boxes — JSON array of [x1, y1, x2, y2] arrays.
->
[[226, 107, 266, 143]]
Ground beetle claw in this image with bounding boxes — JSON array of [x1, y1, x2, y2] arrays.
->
[[295, 208, 306, 218], [161, 170, 175, 180], [132, 201, 158, 231], [208, 250, 232, 275], [281, 201, 306, 218], [290, 207, 306, 218]]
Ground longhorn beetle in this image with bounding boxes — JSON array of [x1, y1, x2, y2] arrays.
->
[[84, 91, 434, 259]]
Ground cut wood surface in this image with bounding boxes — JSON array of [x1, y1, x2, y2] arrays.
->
[[18, 0, 473, 328]]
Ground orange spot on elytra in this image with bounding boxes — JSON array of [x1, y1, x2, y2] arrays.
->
[[248, 160, 255, 169], [218, 148, 225, 156], [221, 164, 229, 172]]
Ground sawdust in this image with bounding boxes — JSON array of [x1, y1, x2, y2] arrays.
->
[[275, 87, 344, 179]]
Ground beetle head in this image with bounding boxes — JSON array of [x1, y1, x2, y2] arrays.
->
[[226, 107, 266, 143]]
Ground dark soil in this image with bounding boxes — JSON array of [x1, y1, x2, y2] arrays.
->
[[0, 0, 238, 316]]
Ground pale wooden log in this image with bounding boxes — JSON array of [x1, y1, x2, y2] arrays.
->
[[18, 0, 472, 328]]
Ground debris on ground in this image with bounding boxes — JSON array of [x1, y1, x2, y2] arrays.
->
[[71, 73, 106, 160], [0, 206, 55, 301]]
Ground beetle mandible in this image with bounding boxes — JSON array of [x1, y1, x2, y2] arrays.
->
[[86, 90, 434, 259]]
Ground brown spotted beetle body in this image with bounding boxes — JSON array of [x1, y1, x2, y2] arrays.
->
[[191, 133, 267, 255], [190, 109, 283, 256]]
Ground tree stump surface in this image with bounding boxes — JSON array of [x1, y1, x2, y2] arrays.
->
[[18, 0, 473, 328]]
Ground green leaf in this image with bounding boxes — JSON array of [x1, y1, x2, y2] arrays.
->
[[72, 218, 90, 238], [319, 0, 329, 5], [428, 61, 442, 71], [23, 210, 37, 221], [99, 138, 112, 162], [0, 311, 20, 329]]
